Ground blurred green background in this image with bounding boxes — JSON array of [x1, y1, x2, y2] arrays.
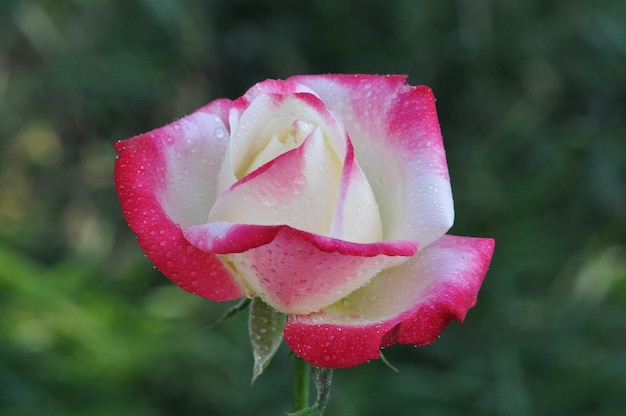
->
[[1, 0, 625, 415]]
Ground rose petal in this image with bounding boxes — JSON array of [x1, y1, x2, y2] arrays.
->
[[208, 127, 343, 238], [234, 78, 317, 115], [234, 93, 345, 176], [154, 101, 232, 228], [183, 223, 417, 315], [283, 235, 495, 367], [114, 99, 244, 301], [217, 80, 319, 193], [330, 137, 383, 243], [289, 75, 454, 248]]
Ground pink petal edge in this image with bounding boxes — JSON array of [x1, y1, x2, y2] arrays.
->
[[114, 100, 244, 301], [183, 222, 417, 314], [283, 235, 495, 368]]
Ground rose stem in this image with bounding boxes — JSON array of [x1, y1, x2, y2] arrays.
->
[[292, 355, 311, 411]]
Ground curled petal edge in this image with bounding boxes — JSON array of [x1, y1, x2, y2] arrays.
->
[[283, 235, 495, 368], [183, 222, 417, 314], [183, 222, 416, 257], [114, 100, 244, 301]]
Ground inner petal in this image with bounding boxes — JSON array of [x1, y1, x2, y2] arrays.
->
[[208, 128, 343, 237], [229, 93, 346, 180], [330, 139, 383, 243], [245, 119, 315, 176]]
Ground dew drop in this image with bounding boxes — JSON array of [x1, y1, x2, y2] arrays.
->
[[214, 127, 226, 140]]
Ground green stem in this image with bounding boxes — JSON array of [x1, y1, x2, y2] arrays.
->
[[292, 355, 311, 411]]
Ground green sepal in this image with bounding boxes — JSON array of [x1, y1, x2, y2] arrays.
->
[[379, 350, 400, 373], [248, 298, 286, 384]]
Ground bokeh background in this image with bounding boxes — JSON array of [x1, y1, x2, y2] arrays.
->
[[1, 0, 625, 415]]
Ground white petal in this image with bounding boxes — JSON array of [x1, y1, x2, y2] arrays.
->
[[208, 128, 343, 237], [330, 140, 383, 243]]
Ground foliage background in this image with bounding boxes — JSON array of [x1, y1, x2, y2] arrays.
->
[[1, 0, 625, 415]]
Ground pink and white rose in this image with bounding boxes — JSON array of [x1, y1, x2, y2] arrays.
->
[[114, 74, 494, 368]]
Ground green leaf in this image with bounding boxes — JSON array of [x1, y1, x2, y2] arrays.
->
[[248, 298, 286, 384]]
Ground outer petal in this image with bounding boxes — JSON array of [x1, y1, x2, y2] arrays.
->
[[289, 75, 453, 248], [283, 235, 495, 368], [114, 99, 244, 301], [183, 223, 417, 315]]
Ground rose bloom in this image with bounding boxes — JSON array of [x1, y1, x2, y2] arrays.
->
[[115, 74, 494, 368]]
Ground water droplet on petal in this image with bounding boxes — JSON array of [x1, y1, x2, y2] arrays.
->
[[214, 127, 226, 140]]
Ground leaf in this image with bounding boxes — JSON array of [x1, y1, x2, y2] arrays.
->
[[248, 298, 286, 383]]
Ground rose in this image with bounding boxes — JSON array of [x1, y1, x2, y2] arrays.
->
[[114, 74, 494, 368]]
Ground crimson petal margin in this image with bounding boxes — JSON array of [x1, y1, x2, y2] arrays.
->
[[183, 223, 417, 315], [114, 99, 244, 301], [283, 235, 495, 368]]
